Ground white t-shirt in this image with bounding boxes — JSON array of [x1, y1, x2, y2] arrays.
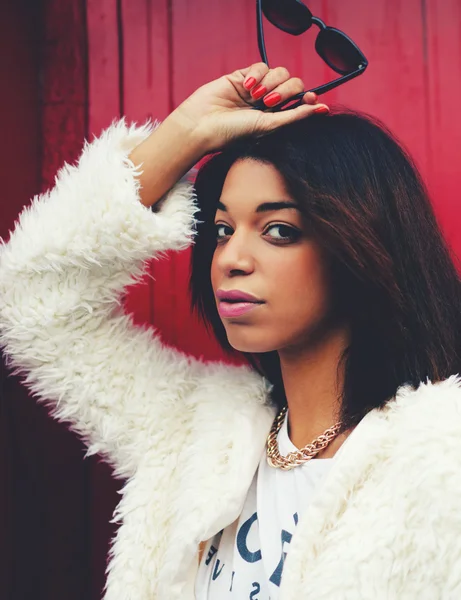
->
[[195, 411, 342, 599]]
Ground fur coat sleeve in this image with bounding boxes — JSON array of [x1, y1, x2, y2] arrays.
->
[[0, 119, 272, 481]]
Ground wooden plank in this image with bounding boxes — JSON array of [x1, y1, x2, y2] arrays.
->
[[0, 0, 41, 240], [121, 0, 171, 331], [86, 4, 122, 600], [0, 11, 42, 590], [171, 0, 323, 112], [169, 0, 263, 363], [122, 0, 171, 122], [87, 0, 121, 133], [2, 0, 92, 597], [27, 1, 91, 599], [119, 0, 227, 361], [0, 355, 14, 600], [325, 0, 430, 177], [0, 2, 92, 597], [424, 0, 461, 253], [41, 0, 88, 191]]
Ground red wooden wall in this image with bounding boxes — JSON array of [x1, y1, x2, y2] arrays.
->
[[88, 0, 461, 360], [2, 1, 461, 599], [1, 2, 94, 599]]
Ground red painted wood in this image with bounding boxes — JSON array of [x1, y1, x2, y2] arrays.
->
[[121, 0, 171, 331], [41, 0, 88, 192], [87, 0, 121, 134], [0, 0, 41, 241], [85, 4, 122, 600], [424, 0, 461, 257], [116, 0, 234, 361], [168, 0, 258, 362], [328, 0, 431, 184], [2, 1, 460, 598]]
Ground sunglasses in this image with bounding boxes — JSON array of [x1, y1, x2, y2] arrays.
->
[[255, 0, 368, 111]]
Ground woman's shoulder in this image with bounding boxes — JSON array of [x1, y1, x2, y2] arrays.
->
[[388, 374, 461, 443], [337, 375, 461, 509], [370, 375, 461, 496]]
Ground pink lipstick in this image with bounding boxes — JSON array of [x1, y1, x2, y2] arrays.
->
[[218, 302, 262, 318], [216, 289, 265, 318]]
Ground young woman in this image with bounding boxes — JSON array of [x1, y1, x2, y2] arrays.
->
[[1, 63, 461, 599]]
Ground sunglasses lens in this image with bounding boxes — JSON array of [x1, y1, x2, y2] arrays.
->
[[316, 29, 364, 74], [262, 0, 313, 35]]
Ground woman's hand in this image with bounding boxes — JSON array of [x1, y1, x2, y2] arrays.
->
[[129, 63, 329, 208], [170, 63, 329, 153]]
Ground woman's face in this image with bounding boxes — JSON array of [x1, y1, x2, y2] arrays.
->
[[210, 159, 335, 354]]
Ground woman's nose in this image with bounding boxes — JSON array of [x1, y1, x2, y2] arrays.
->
[[216, 233, 255, 275]]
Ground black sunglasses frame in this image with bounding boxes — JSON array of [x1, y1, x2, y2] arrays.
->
[[255, 0, 368, 111]]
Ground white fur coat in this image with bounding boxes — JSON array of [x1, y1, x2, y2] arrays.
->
[[1, 120, 461, 600]]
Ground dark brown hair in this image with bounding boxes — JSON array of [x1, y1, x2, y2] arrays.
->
[[189, 110, 461, 431]]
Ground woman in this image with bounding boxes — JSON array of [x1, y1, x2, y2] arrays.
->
[[1, 63, 461, 599]]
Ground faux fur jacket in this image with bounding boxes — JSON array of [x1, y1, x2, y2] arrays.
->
[[1, 120, 461, 600]]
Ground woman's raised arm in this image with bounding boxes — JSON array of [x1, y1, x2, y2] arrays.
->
[[0, 64, 327, 478], [0, 118, 208, 478]]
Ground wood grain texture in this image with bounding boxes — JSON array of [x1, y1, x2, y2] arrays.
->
[[105, 0, 461, 366], [41, 0, 88, 191], [1, 2, 91, 599], [424, 0, 461, 257], [87, 0, 121, 133], [121, 0, 171, 333], [85, 4, 123, 600], [37, 2, 91, 598], [4, 2, 459, 598]]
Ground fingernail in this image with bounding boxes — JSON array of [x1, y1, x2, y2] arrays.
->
[[263, 92, 282, 107], [244, 77, 256, 90], [313, 106, 329, 115], [252, 84, 267, 100]]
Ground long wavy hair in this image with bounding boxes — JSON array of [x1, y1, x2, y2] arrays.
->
[[189, 110, 461, 431]]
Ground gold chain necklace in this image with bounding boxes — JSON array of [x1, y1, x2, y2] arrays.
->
[[266, 406, 343, 470]]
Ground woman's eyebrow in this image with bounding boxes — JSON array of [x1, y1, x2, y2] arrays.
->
[[216, 200, 299, 213]]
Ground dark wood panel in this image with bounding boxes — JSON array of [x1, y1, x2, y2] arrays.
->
[[37, 1, 91, 598], [0, 0, 41, 240], [1, 0, 91, 599]]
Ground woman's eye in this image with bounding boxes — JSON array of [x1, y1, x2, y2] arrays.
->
[[215, 224, 232, 240], [265, 224, 301, 243], [214, 223, 301, 243]]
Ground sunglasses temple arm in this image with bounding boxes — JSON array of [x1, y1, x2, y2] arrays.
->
[[269, 65, 366, 112], [309, 65, 367, 95], [256, 0, 269, 66]]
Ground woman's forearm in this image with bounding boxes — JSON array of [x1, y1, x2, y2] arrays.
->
[[129, 111, 208, 208], [0, 119, 202, 478]]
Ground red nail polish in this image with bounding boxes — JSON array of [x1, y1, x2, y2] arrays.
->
[[264, 92, 282, 107], [313, 106, 329, 115], [244, 77, 256, 90], [252, 84, 267, 100]]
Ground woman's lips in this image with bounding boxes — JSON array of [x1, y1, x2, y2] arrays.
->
[[218, 301, 263, 318]]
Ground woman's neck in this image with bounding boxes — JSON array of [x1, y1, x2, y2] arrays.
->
[[278, 325, 352, 456]]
